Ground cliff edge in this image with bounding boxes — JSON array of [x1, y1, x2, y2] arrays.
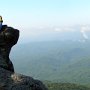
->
[[0, 67, 47, 90], [0, 25, 47, 90]]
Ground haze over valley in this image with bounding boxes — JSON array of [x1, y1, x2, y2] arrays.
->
[[11, 30, 90, 86]]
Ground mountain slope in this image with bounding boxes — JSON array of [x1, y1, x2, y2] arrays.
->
[[45, 81, 90, 90], [10, 41, 90, 85]]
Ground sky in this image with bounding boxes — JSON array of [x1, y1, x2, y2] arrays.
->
[[1, 0, 90, 43]]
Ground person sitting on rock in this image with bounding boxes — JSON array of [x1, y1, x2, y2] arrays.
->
[[0, 16, 3, 30], [0, 16, 19, 72]]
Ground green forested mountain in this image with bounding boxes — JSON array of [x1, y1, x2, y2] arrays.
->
[[44, 81, 90, 90], [10, 41, 90, 86]]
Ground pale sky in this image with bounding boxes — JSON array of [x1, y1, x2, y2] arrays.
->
[[1, 0, 90, 43]]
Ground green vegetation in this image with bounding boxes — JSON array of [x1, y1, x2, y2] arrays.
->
[[11, 41, 90, 87], [44, 82, 90, 90]]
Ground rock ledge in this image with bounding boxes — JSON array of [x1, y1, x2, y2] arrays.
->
[[0, 67, 47, 90]]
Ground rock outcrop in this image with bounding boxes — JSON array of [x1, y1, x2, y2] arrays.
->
[[0, 25, 19, 72], [0, 67, 47, 90], [0, 25, 48, 90]]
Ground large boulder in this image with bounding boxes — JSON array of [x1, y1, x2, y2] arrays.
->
[[0, 25, 48, 90]]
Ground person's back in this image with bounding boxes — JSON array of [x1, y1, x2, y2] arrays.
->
[[0, 16, 3, 30], [0, 16, 19, 72]]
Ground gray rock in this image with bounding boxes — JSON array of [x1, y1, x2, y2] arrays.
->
[[0, 67, 48, 90], [0, 26, 48, 90]]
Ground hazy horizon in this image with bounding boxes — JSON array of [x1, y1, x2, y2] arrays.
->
[[1, 0, 90, 43]]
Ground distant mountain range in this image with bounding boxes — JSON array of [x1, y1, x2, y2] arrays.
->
[[21, 25, 90, 43], [10, 40, 90, 86]]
